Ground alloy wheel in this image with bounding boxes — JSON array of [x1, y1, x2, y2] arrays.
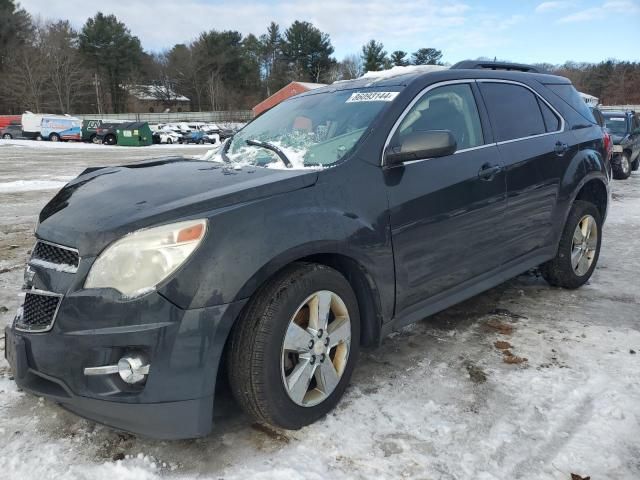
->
[[571, 214, 598, 276], [622, 155, 630, 175], [281, 290, 351, 407]]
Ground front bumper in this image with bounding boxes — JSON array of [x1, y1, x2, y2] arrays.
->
[[5, 292, 247, 439]]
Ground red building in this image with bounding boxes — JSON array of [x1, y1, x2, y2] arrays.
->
[[252, 81, 326, 116]]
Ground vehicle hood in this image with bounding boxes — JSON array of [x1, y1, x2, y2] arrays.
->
[[37, 157, 318, 255], [610, 134, 628, 144]]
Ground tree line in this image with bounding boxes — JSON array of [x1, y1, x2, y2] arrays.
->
[[1, 0, 639, 115]]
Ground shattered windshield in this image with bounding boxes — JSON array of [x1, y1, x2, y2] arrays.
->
[[221, 88, 401, 169]]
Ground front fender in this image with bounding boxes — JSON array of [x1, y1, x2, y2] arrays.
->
[[158, 159, 395, 320]]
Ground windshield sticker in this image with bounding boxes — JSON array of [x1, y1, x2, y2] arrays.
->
[[346, 92, 399, 103]]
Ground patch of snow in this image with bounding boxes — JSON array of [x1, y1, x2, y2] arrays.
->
[[29, 258, 76, 273], [361, 64, 448, 80], [0, 139, 208, 150], [0, 180, 68, 193]]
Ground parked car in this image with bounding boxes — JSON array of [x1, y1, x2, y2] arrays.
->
[[602, 110, 640, 179], [5, 61, 609, 439], [41, 116, 81, 141], [82, 119, 127, 143], [1, 121, 24, 139], [182, 130, 210, 144], [591, 106, 613, 178], [95, 123, 119, 145], [152, 128, 182, 144]]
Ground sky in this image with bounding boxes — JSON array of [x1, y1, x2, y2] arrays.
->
[[19, 0, 640, 64]]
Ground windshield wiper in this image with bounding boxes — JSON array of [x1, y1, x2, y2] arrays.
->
[[245, 139, 292, 168]]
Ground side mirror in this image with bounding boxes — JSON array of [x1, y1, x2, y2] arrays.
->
[[385, 130, 457, 165]]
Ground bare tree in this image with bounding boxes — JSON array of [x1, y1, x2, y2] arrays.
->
[[41, 20, 91, 113], [340, 54, 363, 80]]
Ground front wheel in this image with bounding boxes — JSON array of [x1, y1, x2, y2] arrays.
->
[[632, 157, 639, 172], [49, 133, 60, 142], [541, 200, 602, 289], [228, 263, 360, 429], [612, 153, 632, 179], [2, 133, 12, 139]]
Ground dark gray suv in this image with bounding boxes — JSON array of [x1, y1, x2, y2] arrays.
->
[[5, 61, 610, 439]]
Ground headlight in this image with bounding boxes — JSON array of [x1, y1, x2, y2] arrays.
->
[[85, 219, 207, 298]]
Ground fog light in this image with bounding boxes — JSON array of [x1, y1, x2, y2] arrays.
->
[[118, 354, 150, 384], [84, 353, 150, 384]]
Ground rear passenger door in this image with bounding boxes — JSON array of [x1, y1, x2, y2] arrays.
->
[[478, 81, 566, 263]]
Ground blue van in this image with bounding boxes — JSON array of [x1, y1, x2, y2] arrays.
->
[[41, 116, 81, 142]]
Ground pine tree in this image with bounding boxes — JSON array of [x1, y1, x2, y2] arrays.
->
[[361, 40, 387, 72], [79, 13, 144, 112], [390, 50, 409, 67], [411, 48, 443, 65]]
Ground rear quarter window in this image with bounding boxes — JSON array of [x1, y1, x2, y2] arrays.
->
[[545, 84, 596, 124]]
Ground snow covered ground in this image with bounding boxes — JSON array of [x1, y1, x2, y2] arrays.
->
[[0, 143, 638, 479]]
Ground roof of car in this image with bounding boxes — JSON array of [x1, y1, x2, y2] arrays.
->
[[300, 65, 571, 97], [602, 111, 629, 116]]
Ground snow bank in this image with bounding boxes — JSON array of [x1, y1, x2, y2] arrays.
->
[[0, 139, 208, 150], [0, 180, 68, 193]]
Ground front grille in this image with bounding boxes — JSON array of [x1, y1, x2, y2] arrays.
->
[[14, 291, 62, 332], [31, 240, 79, 272]]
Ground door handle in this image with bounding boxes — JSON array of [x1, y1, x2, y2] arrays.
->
[[554, 141, 569, 156], [478, 163, 502, 180]]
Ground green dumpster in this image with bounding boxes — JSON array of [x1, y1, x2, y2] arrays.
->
[[116, 122, 153, 146]]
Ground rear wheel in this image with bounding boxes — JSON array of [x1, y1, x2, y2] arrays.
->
[[167, 138, 173, 144], [104, 134, 116, 145], [228, 263, 359, 429], [90, 134, 99, 144], [2, 133, 12, 139], [612, 153, 632, 179], [632, 157, 639, 172], [541, 200, 602, 289]]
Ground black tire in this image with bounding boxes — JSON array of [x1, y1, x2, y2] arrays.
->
[[90, 134, 99, 144], [167, 138, 173, 144], [2, 133, 12, 139], [632, 157, 639, 172], [49, 133, 60, 142], [541, 200, 602, 289], [35, 134, 43, 141], [227, 262, 360, 429], [104, 134, 116, 145], [612, 153, 632, 180]]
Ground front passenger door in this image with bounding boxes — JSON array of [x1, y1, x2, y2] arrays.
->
[[385, 82, 507, 316]]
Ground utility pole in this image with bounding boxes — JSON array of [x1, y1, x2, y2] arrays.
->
[[94, 72, 102, 115]]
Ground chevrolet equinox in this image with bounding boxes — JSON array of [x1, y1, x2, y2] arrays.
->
[[5, 61, 610, 439]]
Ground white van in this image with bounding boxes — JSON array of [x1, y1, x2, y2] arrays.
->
[[21, 112, 46, 140]]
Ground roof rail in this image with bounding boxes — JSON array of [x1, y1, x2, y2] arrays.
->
[[451, 60, 540, 73]]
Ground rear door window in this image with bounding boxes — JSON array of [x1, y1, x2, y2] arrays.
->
[[479, 82, 546, 142]]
